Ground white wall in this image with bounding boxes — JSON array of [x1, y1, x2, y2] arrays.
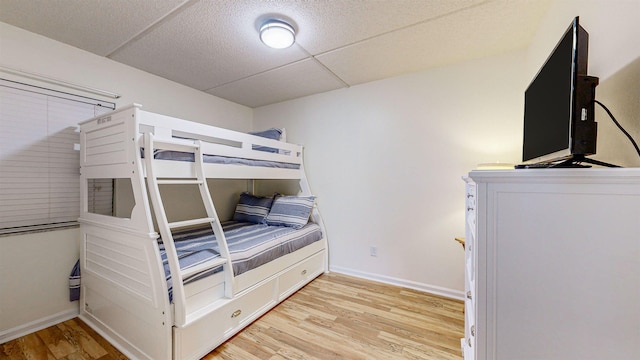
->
[[0, 22, 252, 341], [596, 58, 640, 167], [0, 229, 78, 339], [253, 0, 640, 296], [254, 51, 528, 297]]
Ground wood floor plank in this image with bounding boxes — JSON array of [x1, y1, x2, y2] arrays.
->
[[55, 320, 109, 359], [203, 340, 267, 360], [302, 315, 401, 359], [36, 325, 78, 359], [1, 273, 464, 360], [0, 333, 54, 360], [379, 331, 462, 360], [72, 319, 127, 360]]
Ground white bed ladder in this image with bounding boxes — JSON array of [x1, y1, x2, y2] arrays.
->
[[143, 132, 233, 327]]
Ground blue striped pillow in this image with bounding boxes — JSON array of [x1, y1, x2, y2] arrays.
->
[[250, 128, 282, 153], [265, 195, 315, 229], [233, 193, 274, 224]]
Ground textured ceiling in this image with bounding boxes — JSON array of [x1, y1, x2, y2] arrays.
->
[[0, 0, 551, 108]]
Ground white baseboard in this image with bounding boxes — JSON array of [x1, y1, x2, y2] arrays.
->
[[0, 307, 79, 344], [329, 265, 464, 301]]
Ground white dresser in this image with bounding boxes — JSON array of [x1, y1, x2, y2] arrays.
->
[[462, 168, 640, 360]]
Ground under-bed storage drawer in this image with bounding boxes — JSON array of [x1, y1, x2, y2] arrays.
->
[[225, 277, 278, 333], [278, 250, 325, 300], [174, 278, 277, 360]]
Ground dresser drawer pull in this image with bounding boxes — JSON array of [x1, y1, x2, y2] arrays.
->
[[471, 325, 476, 336], [467, 207, 474, 211], [301, 269, 307, 276], [231, 309, 242, 318], [467, 337, 472, 347], [466, 291, 472, 300]]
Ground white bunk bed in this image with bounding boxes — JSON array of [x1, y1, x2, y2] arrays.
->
[[78, 104, 328, 360]]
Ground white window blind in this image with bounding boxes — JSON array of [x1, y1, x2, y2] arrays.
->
[[87, 178, 115, 216], [0, 79, 115, 233]]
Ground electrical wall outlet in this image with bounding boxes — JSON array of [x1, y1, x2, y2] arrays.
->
[[370, 245, 378, 257]]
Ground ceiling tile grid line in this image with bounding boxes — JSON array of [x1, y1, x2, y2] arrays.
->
[[202, 54, 317, 91], [203, 43, 351, 93], [205, 57, 347, 108], [105, 0, 201, 59], [308, 54, 351, 89], [305, 0, 491, 59]]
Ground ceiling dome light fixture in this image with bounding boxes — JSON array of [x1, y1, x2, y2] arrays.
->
[[260, 19, 295, 49]]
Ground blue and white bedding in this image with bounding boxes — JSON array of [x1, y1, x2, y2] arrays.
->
[[153, 150, 300, 169], [159, 221, 322, 301]]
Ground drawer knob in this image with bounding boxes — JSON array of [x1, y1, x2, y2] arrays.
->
[[301, 269, 307, 276], [466, 291, 472, 300], [231, 309, 242, 318]]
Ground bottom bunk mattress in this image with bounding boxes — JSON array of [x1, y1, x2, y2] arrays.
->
[[158, 221, 322, 301]]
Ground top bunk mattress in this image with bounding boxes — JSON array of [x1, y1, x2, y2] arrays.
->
[[154, 150, 300, 169]]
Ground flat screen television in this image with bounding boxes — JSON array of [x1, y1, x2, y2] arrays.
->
[[521, 16, 600, 167]]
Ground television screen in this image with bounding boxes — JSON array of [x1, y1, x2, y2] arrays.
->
[[522, 16, 597, 165], [522, 26, 574, 161]]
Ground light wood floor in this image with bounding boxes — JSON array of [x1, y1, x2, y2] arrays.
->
[[1, 273, 464, 360]]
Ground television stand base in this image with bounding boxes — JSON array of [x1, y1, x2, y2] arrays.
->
[[516, 155, 621, 169], [555, 155, 621, 168]]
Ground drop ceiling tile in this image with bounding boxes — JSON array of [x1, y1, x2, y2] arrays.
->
[[205, 58, 345, 108], [292, 0, 488, 54], [316, 0, 551, 86], [110, 0, 309, 91], [0, 0, 184, 56]]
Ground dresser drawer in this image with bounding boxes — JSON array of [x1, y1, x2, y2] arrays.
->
[[278, 250, 324, 300]]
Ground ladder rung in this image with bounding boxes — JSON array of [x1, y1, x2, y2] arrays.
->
[[157, 179, 204, 185], [168, 217, 217, 229], [181, 257, 228, 279]]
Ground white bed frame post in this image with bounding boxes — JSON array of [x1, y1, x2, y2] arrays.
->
[[78, 105, 173, 360], [299, 158, 330, 274]]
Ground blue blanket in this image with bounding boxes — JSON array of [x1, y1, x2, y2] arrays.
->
[[143, 149, 300, 169], [69, 260, 81, 301]]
